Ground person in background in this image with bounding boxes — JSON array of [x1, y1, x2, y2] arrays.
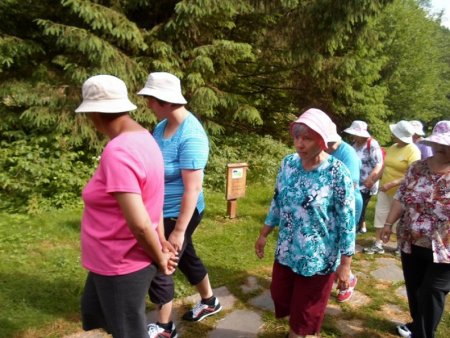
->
[[410, 120, 433, 160], [76, 75, 177, 338], [380, 120, 450, 338], [326, 121, 361, 303], [343, 120, 383, 234], [364, 120, 420, 255], [138, 72, 221, 338], [255, 108, 355, 338]]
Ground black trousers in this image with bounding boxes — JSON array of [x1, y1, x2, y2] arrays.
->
[[81, 264, 157, 338], [149, 209, 208, 305], [401, 245, 450, 338]]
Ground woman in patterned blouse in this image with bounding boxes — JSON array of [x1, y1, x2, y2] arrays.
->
[[381, 120, 450, 338], [255, 108, 356, 338]]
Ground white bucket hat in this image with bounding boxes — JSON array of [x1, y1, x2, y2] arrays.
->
[[420, 120, 450, 147], [343, 120, 371, 138], [137, 72, 187, 104], [389, 120, 416, 144], [75, 75, 137, 113], [409, 120, 425, 136]]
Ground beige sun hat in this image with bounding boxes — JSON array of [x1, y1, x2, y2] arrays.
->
[[75, 75, 137, 113], [343, 120, 371, 138], [137, 72, 187, 104], [389, 120, 416, 144]]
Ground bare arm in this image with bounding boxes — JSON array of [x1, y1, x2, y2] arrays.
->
[[380, 177, 405, 192], [168, 169, 203, 251], [114, 192, 177, 274]]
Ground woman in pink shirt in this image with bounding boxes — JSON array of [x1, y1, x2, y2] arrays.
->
[[75, 75, 177, 338]]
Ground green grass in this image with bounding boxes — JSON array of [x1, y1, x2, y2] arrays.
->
[[0, 184, 449, 337]]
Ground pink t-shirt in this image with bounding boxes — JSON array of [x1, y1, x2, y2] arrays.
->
[[81, 131, 164, 276]]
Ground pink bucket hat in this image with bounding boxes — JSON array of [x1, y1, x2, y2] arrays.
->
[[291, 108, 340, 145], [419, 120, 450, 147]]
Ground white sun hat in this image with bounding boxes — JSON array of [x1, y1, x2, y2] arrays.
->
[[389, 120, 416, 144], [137, 72, 187, 104], [410, 120, 425, 136], [75, 75, 137, 113], [343, 120, 371, 138]]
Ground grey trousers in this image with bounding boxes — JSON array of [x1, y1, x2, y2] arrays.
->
[[81, 264, 157, 338]]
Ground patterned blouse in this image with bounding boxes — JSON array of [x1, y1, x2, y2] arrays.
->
[[395, 159, 450, 263], [265, 153, 355, 276], [353, 138, 383, 195]]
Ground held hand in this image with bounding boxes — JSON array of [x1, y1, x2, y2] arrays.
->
[[158, 251, 178, 275], [335, 263, 351, 291], [255, 235, 267, 259], [168, 229, 185, 253], [380, 225, 393, 244], [161, 239, 178, 255]]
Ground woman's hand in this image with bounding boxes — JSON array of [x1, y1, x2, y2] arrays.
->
[[158, 251, 178, 275], [363, 177, 374, 189], [380, 225, 393, 243], [255, 235, 267, 259], [335, 258, 351, 291], [168, 229, 185, 252]]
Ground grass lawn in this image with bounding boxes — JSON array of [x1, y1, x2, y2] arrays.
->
[[0, 183, 449, 337]]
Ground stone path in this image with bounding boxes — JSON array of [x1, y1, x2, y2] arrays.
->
[[64, 251, 411, 338]]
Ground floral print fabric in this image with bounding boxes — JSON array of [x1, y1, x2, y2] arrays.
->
[[353, 138, 383, 195], [265, 154, 356, 276], [395, 159, 450, 263]]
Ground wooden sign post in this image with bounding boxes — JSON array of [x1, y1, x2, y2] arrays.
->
[[225, 163, 248, 218]]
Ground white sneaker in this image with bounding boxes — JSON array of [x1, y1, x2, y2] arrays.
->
[[396, 323, 412, 338], [147, 322, 178, 338], [182, 297, 222, 322]]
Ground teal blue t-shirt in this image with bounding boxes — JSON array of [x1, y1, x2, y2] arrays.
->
[[153, 113, 209, 218]]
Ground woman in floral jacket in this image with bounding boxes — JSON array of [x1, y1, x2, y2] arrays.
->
[[381, 120, 450, 338], [255, 108, 355, 338]]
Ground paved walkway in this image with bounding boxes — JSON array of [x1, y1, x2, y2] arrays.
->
[[64, 243, 411, 338]]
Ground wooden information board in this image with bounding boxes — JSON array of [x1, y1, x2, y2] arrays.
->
[[226, 163, 248, 218]]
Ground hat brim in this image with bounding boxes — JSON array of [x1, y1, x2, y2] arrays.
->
[[419, 135, 450, 147], [137, 88, 187, 104], [343, 128, 371, 138], [75, 99, 137, 113], [390, 124, 413, 144]]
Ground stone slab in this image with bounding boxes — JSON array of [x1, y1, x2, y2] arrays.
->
[[248, 289, 274, 312], [208, 309, 262, 338]]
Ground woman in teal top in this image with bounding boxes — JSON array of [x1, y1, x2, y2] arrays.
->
[[255, 108, 355, 338], [138, 72, 221, 338]]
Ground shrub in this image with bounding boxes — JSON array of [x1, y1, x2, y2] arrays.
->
[[0, 135, 96, 213], [205, 133, 292, 191]]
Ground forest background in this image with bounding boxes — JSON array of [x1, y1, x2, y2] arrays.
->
[[1, 0, 449, 213]]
